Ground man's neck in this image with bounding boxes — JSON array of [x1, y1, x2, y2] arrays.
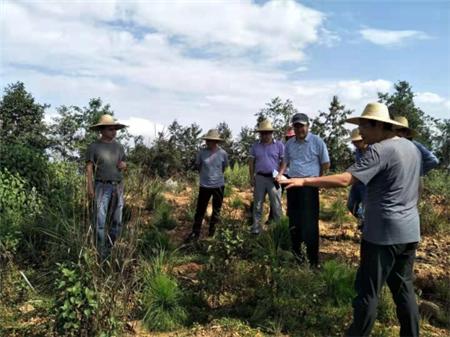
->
[[100, 136, 114, 143]]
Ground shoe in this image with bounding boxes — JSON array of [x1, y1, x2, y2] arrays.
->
[[184, 232, 199, 243], [250, 228, 260, 235]]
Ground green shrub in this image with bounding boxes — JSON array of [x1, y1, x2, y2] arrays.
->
[[152, 201, 177, 230], [144, 180, 166, 211], [319, 260, 356, 306], [0, 169, 42, 253], [225, 163, 249, 189], [141, 268, 186, 331], [53, 261, 98, 337], [377, 286, 396, 324], [138, 227, 173, 257]]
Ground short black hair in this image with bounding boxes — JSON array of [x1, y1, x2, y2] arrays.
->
[[367, 120, 394, 131]]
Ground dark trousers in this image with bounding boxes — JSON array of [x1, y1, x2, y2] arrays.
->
[[192, 186, 225, 235], [286, 186, 319, 266], [346, 240, 419, 337]]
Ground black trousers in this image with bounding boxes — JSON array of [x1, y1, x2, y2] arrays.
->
[[346, 240, 419, 337], [286, 186, 319, 266], [192, 186, 225, 235]]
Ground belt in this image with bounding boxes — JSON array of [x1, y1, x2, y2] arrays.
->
[[256, 172, 273, 178], [95, 180, 122, 185]]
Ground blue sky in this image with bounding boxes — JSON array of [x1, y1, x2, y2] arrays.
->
[[1, 0, 449, 140]]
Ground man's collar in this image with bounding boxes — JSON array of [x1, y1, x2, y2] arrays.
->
[[295, 132, 311, 143], [258, 139, 276, 144]]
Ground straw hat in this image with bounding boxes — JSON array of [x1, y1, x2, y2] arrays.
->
[[346, 102, 403, 127], [201, 129, 223, 141], [90, 114, 127, 131], [349, 128, 363, 142], [255, 119, 274, 132], [392, 116, 418, 137]]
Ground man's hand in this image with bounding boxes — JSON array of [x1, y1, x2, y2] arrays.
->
[[275, 173, 287, 183], [279, 178, 306, 189], [117, 161, 127, 171]]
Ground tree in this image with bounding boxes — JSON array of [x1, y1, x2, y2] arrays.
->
[[168, 121, 202, 171], [49, 98, 132, 161], [378, 81, 434, 147], [0, 81, 49, 151], [233, 126, 257, 164], [255, 97, 298, 140], [216, 121, 237, 166], [310, 96, 352, 170]]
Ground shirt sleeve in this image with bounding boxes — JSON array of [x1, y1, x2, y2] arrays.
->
[[249, 143, 256, 158], [222, 151, 229, 170], [413, 140, 439, 176], [119, 144, 126, 161], [284, 140, 290, 164], [278, 141, 285, 160], [319, 138, 330, 164], [346, 144, 383, 186], [85, 144, 95, 163], [195, 150, 201, 167]]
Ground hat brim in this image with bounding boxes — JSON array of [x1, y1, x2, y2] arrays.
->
[[90, 123, 127, 131], [201, 136, 223, 141], [255, 128, 274, 132], [392, 125, 419, 138], [291, 121, 308, 126], [346, 115, 404, 127]]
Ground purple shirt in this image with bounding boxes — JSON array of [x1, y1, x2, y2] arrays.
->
[[250, 140, 284, 174]]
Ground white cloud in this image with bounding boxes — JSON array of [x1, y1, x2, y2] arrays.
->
[[360, 28, 430, 46], [121, 117, 165, 143], [415, 92, 445, 104]]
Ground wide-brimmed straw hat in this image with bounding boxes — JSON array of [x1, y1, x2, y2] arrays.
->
[[346, 102, 403, 127], [349, 128, 363, 142], [201, 129, 223, 141], [392, 116, 418, 138], [255, 119, 274, 132], [90, 114, 127, 131]]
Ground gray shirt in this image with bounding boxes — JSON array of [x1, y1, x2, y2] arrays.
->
[[86, 140, 126, 182], [347, 137, 421, 245], [284, 133, 330, 177], [196, 147, 228, 188]]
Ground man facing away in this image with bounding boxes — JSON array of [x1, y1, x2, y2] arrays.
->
[[248, 119, 284, 235], [276, 113, 330, 267], [86, 114, 127, 260], [185, 129, 228, 242], [279, 103, 421, 337]]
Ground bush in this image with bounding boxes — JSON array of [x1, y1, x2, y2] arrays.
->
[[152, 201, 177, 231], [319, 260, 356, 306], [138, 227, 173, 257], [144, 180, 166, 211], [0, 169, 42, 253], [225, 163, 249, 189], [141, 260, 187, 331]]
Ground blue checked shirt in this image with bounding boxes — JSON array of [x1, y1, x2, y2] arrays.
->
[[284, 133, 330, 177]]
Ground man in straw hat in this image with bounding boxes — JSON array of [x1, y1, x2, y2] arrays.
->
[[275, 113, 330, 267], [185, 129, 229, 242], [347, 128, 369, 228], [393, 116, 439, 175], [279, 103, 421, 337], [248, 119, 285, 235], [86, 114, 128, 260]]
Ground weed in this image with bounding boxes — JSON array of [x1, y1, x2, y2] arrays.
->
[[152, 201, 177, 230], [319, 260, 355, 306]]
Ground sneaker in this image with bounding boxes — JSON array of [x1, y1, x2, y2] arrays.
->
[[184, 232, 199, 243]]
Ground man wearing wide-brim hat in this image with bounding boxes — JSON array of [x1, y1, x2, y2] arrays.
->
[[275, 112, 330, 267], [185, 129, 229, 242], [393, 116, 439, 175], [279, 102, 421, 337], [248, 119, 284, 235], [86, 114, 128, 260]]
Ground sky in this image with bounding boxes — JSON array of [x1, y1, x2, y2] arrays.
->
[[1, 0, 449, 141]]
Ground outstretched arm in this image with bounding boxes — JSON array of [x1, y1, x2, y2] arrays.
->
[[280, 172, 357, 189]]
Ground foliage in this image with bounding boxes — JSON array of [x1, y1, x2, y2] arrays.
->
[[310, 95, 352, 170], [0, 81, 49, 152], [216, 121, 238, 165], [378, 81, 435, 147], [48, 98, 133, 162], [152, 201, 178, 231], [224, 163, 250, 189], [138, 227, 174, 257], [0, 142, 49, 194], [255, 96, 298, 140], [53, 261, 98, 337], [233, 126, 257, 164], [319, 260, 356, 306], [141, 255, 187, 332], [0, 169, 42, 253], [377, 286, 397, 324], [144, 179, 166, 211]]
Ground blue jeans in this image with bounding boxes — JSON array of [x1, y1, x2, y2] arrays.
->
[[94, 181, 124, 258]]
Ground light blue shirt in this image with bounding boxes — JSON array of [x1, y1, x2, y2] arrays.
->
[[196, 147, 228, 188], [284, 133, 330, 177]]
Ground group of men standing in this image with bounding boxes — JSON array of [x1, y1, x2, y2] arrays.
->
[[85, 101, 439, 337]]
